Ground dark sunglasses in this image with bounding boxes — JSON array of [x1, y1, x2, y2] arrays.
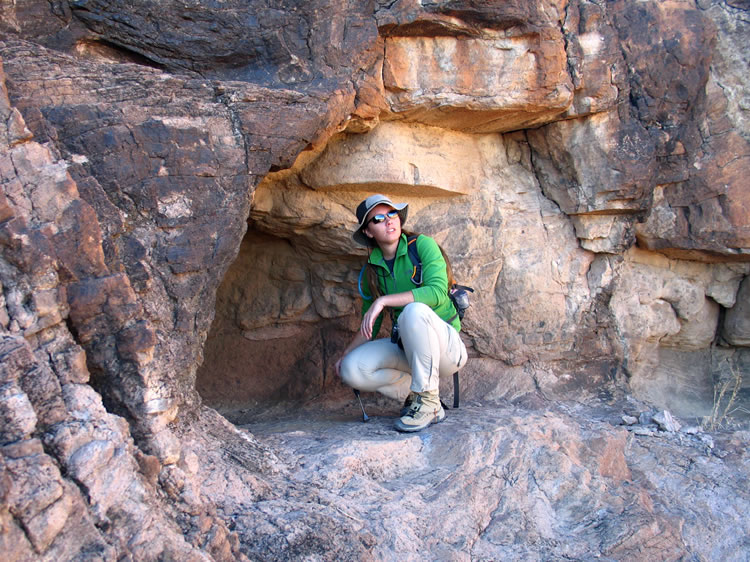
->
[[369, 209, 400, 225]]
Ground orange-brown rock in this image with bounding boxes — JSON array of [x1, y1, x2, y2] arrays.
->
[[1, 0, 749, 560], [382, 31, 573, 133]]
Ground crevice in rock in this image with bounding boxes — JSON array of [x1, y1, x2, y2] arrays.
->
[[378, 20, 482, 38], [213, 87, 250, 174], [63, 310, 138, 427], [73, 38, 167, 69], [9, 508, 37, 556]]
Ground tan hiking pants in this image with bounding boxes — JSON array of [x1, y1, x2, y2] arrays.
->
[[340, 302, 467, 400]]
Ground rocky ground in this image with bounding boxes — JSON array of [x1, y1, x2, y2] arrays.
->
[[185, 392, 750, 561]]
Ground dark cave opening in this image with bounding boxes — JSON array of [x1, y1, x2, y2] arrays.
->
[[195, 223, 362, 423]]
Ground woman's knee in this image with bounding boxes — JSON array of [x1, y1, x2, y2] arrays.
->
[[339, 352, 361, 388], [397, 301, 432, 330]]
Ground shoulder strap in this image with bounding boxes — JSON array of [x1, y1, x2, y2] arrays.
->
[[406, 235, 422, 286], [357, 265, 373, 300]]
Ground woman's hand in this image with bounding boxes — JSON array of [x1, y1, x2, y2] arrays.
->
[[360, 297, 385, 340], [360, 292, 415, 340]]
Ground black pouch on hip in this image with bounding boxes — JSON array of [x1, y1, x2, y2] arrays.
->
[[390, 322, 404, 350]]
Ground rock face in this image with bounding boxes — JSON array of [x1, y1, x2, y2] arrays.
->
[[1, 0, 749, 560], [232, 400, 750, 561]]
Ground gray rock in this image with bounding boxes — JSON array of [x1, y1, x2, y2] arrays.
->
[[653, 410, 682, 433], [681, 425, 703, 435]]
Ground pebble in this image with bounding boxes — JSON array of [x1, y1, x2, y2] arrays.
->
[[681, 426, 702, 435]]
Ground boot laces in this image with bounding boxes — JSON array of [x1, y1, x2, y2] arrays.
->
[[404, 395, 424, 418]]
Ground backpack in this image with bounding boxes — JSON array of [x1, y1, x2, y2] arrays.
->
[[406, 235, 473, 408]]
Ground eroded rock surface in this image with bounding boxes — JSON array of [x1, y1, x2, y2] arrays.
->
[[224, 399, 749, 561], [1, 0, 749, 560]]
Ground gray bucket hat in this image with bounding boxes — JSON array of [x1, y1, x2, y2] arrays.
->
[[353, 194, 408, 246]]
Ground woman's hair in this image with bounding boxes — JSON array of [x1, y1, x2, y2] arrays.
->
[[365, 230, 455, 299]]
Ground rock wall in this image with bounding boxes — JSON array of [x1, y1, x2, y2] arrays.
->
[[199, 0, 750, 420], [1, 0, 749, 559]]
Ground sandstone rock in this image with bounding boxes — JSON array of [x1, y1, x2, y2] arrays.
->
[[1, 0, 750, 559], [383, 33, 573, 133], [561, 0, 624, 118], [301, 121, 486, 196], [528, 109, 656, 216], [723, 276, 750, 346], [653, 410, 681, 433], [611, 250, 744, 358], [206, 125, 604, 408], [66, 0, 380, 89], [0, 382, 37, 443], [632, 64, 750, 258], [608, 248, 749, 415], [703, 0, 750, 145], [571, 213, 635, 254]]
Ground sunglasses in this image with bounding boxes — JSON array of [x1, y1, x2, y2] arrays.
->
[[369, 209, 400, 225]]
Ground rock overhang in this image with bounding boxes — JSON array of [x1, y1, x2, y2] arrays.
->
[[300, 121, 486, 196], [381, 33, 574, 134]]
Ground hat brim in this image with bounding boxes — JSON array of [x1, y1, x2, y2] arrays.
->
[[353, 199, 408, 246]]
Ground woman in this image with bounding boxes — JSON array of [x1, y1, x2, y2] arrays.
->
[[335, 194, 468, 432]]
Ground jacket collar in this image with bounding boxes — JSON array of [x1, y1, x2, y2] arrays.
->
[[367, 233, 408, 267]]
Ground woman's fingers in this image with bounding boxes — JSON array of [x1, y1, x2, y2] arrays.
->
[[360, 298, 383, 341], [360, 315, 372, 340]]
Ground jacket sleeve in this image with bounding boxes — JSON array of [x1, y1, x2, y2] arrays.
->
[[411, 236, 449, 307]]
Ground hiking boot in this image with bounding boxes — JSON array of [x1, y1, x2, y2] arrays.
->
[[399, 392, 417, 417], [394, 390, 445, 432]]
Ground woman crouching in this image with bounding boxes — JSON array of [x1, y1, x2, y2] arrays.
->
[[335, 194, 468, 432]]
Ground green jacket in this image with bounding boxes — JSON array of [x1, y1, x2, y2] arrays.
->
[[360, 234, 461, 338]]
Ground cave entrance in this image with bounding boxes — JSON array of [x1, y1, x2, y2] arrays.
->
[[195, 219, 362, 424]]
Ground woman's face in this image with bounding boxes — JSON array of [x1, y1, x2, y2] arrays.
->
[[363, 203, 402, 247]]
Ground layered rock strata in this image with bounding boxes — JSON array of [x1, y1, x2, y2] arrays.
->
[[1, 0, 749, 559]]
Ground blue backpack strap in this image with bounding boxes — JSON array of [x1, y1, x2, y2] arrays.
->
[[358, 264, 373, 300], [406, 235, 422, 286]]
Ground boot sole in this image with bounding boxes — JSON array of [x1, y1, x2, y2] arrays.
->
[[394, 409, 446, 433]]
